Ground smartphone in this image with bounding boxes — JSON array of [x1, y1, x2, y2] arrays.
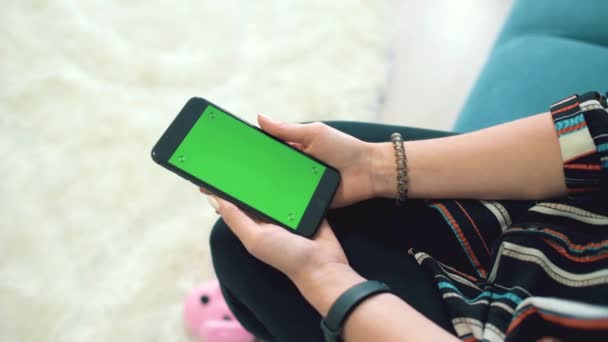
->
[[151, 97, 341, 237]]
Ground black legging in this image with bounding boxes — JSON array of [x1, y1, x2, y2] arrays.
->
[[210, 122, 468, 342]]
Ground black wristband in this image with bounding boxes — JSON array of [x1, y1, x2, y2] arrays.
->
[[320, 280, 391, 342]]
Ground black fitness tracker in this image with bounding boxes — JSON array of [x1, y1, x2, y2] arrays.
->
[[320, 280, 391, 342]]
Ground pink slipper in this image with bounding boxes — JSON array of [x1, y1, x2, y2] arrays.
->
[[184, 279, 256, 342]]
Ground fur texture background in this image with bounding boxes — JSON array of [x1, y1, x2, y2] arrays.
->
[[0, 1, 389, 340]]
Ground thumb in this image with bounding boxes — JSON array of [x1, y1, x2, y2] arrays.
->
[[258, 114, 316, 145]]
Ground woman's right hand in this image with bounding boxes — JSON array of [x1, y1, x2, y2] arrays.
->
[[201, 115, 385, 208], [256, 115, 379, 208]]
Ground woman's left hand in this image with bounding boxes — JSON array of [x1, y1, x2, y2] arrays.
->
[[212, 196, 368, 316], [213, 196, 349, 283]]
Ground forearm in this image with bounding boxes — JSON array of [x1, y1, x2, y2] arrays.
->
[[293, 265, 457, 342], [342, 292, 457, 342], [369, 113, 567, 200]]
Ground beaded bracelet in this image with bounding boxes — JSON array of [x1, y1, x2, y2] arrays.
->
[[390, 133, 408, 205]]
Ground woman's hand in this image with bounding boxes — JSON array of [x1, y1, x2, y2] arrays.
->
[[214, 196, 457, 341], [256, 115, 376, 208], [213, 196, 366, 316], [214, 196, 348, 281]]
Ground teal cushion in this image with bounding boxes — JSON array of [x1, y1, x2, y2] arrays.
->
[[454, 36, 608, 132], [496, 0, 608, 48]]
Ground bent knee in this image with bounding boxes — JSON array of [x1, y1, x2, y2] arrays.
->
[[209, 218, 239, 253], [209, 218, 252, 273]]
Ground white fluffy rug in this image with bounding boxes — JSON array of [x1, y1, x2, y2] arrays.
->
[[0, 1, 389, 341]]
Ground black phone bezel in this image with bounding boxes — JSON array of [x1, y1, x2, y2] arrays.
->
[[151, 97, 341, 238]]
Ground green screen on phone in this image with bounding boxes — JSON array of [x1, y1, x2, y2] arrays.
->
[[168, 105, 326, 229]]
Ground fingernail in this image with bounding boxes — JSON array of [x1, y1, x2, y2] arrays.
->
[[258, 114, 274, 122], [207, 196, 219, 212]]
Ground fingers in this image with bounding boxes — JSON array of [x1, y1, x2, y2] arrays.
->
[[257, 114, 322, 145], [288, 142, 304, 151], [199, 187, 212, 195], [206, 196, 220, 213], [214, 197, 259, 245]]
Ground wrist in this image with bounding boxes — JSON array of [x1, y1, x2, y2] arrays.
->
[[367, 142, 398, 199], [291, 263, 366, 316]]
